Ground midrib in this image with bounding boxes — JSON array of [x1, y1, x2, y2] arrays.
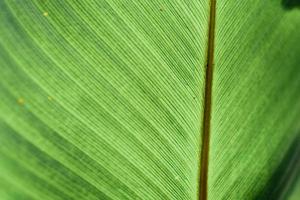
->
[[198, 0, 216, 199]]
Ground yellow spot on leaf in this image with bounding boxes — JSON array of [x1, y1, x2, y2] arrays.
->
[[17, 98, 25, 105], [43, 12, 48, 17], [159, 5, 165, 12], [48, 96, 53, 101]]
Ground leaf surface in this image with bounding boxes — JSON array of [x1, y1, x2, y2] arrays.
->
[[0, 0, 300, 200], [208, 1, 300, 199], [0, 0, 210, 199]]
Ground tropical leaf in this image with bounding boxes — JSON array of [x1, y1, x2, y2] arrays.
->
[[0, 0, 299, 200]]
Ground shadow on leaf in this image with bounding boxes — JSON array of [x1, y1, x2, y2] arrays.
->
[[255, 135, 300, 200], [282, 0, 300, 9]]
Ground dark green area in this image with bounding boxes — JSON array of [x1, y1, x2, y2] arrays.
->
[[255, 136, 300, 200], [282, 0, 300, 9]]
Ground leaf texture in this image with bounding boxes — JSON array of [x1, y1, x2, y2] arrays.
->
[[209, 0, 300, 199], [0, 0, 210, 199], [0, 0, 300, 200]]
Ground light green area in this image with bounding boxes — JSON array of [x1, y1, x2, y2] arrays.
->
[[209, 0, 300, 199], [1, 0, 300, 200]]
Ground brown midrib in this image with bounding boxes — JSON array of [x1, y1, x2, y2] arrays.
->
[[198, 0, 216, 200]]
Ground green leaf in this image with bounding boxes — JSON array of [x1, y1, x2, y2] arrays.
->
[[0, 1, 209, 199], [208, 0, 300, 199], [0, 0, 299, 199]]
